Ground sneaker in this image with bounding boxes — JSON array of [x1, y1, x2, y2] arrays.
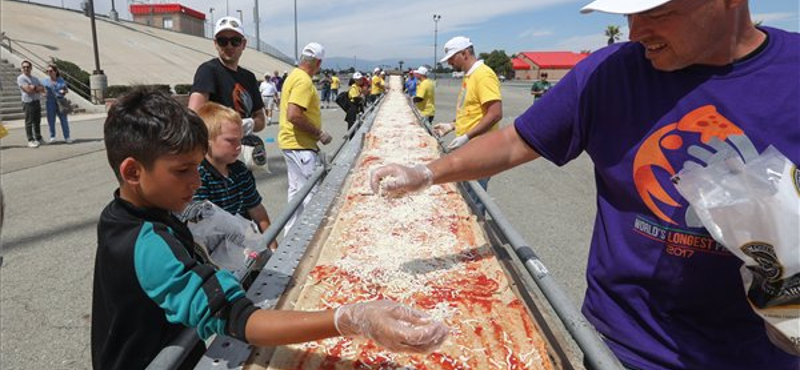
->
[[65, 138, 74, 144], [48, 137, 57, 144], [28, 141, 39, 148]]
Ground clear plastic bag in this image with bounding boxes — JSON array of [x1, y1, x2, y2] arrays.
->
[[674, 146, 800, 355], [179, 200, 270, 273]]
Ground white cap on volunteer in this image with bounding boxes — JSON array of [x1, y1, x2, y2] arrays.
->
[[580, 0, 673, 14], [440, 36, 473, 63], [301, 42, 325, 60]]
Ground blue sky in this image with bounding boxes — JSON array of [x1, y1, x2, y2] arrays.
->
[[35, 0, 800, 60]]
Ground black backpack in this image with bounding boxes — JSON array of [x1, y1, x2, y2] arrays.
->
[[335, 91, 351, 111]]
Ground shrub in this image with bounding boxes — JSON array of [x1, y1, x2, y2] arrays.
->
[[105, 85, 133, 99], [51, 59, 91, 100], [174, 84, 193, 95]]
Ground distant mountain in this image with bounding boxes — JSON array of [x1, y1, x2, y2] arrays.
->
[[323, 57, 437, 73]]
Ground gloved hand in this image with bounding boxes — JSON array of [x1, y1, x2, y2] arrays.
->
[[370, 164, 434, 195], [447, 135, 469, 150], [318, 131, 333, 145], [334, 300, 449, 353], [432, 123, 455, 137], [241, 118, 255, 136]]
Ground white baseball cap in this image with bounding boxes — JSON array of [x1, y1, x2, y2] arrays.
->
[[301, 42, 325, 59], [580, 0, 672, 14], [440, 36, 473, 63], [353, 72, 363, 79], [214, 16, 245, 38], [413, 66, 428, 76]]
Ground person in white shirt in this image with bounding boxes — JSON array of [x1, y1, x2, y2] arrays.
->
[[259, 73, 279, 124]]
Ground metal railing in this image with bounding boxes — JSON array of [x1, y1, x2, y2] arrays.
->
[[1, 37, 93, 101], [146, 95, 384, 370]]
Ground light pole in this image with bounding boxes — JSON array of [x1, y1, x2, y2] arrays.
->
[[254, 0, 261, 51], [293, 0, 298, 63], [236, 9, 243, 24], [433, 14, 441, 78], [226, 0, 230, 16], [209, 7, 215, 38], [87, 0, 106, 103], [108, 0, 118, 21]]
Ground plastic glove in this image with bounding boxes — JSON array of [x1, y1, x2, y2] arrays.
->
[[370, 164, 434, 195], [241, 118, 255, 136], [318, 131, 333, 145], [447, 135, 469, 150], [432, 122, 455, 137], [335, 300, 449, 353]]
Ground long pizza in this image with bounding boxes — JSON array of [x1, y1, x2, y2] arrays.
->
[[261, 77, 556, 370]]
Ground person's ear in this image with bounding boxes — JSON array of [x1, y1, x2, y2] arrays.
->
[[119, 157, 143, 186], [241, 38, 248, 49]]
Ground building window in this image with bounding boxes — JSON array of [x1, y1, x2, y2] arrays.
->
[[163, 17, 173, 29]]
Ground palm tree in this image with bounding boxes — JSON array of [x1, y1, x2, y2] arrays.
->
[[605, 25, 622, 45]]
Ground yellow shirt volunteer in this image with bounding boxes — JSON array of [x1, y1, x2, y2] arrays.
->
[[370, 75, 383, 95], [331, 76, 340, 90], [415, 79, 436, 117], [454, 62, 502, 136], [348, 83, 361, 101], [278, 68, 322, 150]]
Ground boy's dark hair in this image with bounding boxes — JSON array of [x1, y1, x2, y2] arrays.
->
[[104, 86, 208, 181]]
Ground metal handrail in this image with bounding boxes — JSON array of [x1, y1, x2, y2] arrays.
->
[[146, 96, 383, 370], [3, 37, 93, 101]]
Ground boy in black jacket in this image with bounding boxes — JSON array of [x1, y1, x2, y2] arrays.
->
[[92, 87, 448, 370]]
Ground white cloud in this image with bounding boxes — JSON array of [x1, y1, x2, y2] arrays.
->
[[752, 12, 799, 24], [518, 28, 555, 39], [555, 26, 629, 53]]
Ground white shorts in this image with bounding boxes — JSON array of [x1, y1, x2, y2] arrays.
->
[[263, 96, 277, 111]]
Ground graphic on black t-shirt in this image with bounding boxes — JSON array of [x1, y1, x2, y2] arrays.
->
[[232, 83, 253, 119]]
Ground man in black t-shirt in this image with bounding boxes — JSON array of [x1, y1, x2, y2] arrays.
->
[[188, 16, 266, 133]]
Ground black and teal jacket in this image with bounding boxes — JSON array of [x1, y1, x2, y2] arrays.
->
[[91, 191, 257, 370]]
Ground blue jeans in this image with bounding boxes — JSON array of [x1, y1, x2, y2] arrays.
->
[[465, 177, 490, 216], [46, 100, 70, 139]]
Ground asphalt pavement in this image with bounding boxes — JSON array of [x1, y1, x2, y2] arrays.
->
[[0, 79, 596, 369]]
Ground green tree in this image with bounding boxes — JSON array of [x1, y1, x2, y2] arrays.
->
[[605, 25, 622, 45], [479, 50, 512, 79]]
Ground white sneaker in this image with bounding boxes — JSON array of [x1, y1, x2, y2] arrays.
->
[[48, 137, 57, 144], [65, 138, 74, 144], [28, 141, 39, 148]]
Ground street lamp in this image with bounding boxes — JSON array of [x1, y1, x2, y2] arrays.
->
[[253, 0, 261, 51], [109, 0, 118, 21], [433, 14, 441, 78], [237, 10, 243, 25], [293, 0, 298, 63], [209, 7, 215, 38]]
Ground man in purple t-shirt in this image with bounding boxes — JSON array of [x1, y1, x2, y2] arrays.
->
[[371, 0, 800, 369]]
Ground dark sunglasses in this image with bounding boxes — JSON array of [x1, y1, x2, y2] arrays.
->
[[216, 36, 243, 47]]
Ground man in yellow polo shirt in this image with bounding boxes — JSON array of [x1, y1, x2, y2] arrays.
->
[[369, 67, 384, 104], [412, 66, 435, 123], [433, 36, 503, 213], [278, 41, 333, 233], [330, 74, 341, 100]]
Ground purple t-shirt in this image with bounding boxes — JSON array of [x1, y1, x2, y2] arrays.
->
[[515, 27, 799, 370]]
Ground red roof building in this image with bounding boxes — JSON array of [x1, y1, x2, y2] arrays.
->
[[130, 3, 206, 37], [513, 51, 590, 81]]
